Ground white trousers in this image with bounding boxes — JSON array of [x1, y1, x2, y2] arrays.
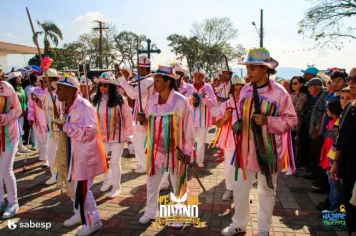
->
[[103, 143, 124, 189], [195, 127, 207, 163], [0, 139, 19, 204], [232, 169, 278, 233], [144, 168, 177, 218], [33, 125, 48, 161], [133, 128, 147, 169], [224, 150, 235, 191], [69, 178, 101, 224], [46, 134, 59, 176]]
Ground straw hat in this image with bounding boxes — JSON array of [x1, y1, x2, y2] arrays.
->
[[241, 48, 278, 69]]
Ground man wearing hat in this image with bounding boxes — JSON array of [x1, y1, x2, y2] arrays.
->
[[174, 64, 195, 98], [191, 67, 217, 168], [303, 78, 329, 180], [118, 56, 154, 173], [137, 65, 194, 225], [302, 66, 319, 82], [221, 48, 297, 236], [55, 75, 106, 236], [41, 69, 63, 185]]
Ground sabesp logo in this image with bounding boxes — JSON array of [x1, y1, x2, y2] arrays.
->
[[7, 220, 51, 230], [8, 220, 17, 230]]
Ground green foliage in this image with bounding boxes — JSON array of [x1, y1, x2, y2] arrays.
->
[[298, 0, 356, 48], [167, 17, 246, 77]]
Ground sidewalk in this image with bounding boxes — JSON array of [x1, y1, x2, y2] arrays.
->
[[0, 140, 349, 236]]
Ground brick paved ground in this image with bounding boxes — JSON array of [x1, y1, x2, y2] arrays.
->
[[0, 131, 350, 236]]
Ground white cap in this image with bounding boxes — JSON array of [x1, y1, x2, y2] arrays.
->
[[192, 68, 207, 78], [6, 71, 22, 80], [139, 56, 151, 68]]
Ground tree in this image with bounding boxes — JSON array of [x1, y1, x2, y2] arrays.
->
[[191, 17, 238, 45], [34, 21, 63, 55], [113, 31, 148, 68], [298, 0, 356, 48], [167, 34, 201, 74], [167, 17, 245, 76], [51, 42, 85, 70]]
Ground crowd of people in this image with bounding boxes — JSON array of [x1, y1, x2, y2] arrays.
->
[[0, 47, 355, 236]]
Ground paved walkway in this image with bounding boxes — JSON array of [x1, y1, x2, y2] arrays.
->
[[0, 132, 350, 236]]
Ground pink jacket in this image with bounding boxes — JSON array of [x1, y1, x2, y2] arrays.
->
[[63, 95, 106, 181], [118, 75, 154, 130], [0, 81, 22, 147], [179, 81, 195, 98], [239, 81, 297, 172], [27, 86, 47, 130], [145, 89, 194, 173], [215, 97, 239, 152], [215, 82, 231, 99], [95, 94, 133, 143], [191, 83, 217, 128]]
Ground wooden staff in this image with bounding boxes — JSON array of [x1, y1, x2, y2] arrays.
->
[[26, 7, 58, 118]]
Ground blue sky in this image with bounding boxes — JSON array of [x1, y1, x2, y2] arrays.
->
[[1, 0, 355, 77]]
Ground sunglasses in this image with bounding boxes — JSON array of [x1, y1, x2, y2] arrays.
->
[[99, 83, 108, 88], [292, 82, 299, 85], [349, 76, 356, 83]]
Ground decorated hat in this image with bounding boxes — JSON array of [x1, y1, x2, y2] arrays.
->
[[79, 75, 92, 86], [38, 68, 60, 80], [6, 71, 22, 80], [139, 56, 151, 68], [301, 66, 319, 76], [241, 48, 279, 69], [192, 67, 207, 78], [57, 74, 80, 89], [231, 74, 246, 85], [94, 71, 119, 85], [306, 78, 323, 87], [153, 65, 179, 80]]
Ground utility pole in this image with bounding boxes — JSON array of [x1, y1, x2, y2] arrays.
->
[[252, 9, 264, 48], [93, 20, 109, 68], [260, 9, 264, 48]]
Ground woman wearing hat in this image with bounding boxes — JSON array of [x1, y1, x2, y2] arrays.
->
[[93, 72, 133, 198], [0, 77, 22, 218], [191, 68, 217, 168], [55, 74, 106, 235], [214, 74, 245, 202], [221, 48, 297, 236], [137, 65, 194, 225], [27, 81, 49, 167], [7, 72, 31, 154]]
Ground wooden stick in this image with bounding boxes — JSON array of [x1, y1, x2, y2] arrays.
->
[[26, 7, 59, 118]]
